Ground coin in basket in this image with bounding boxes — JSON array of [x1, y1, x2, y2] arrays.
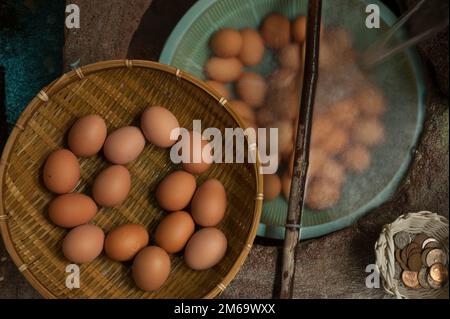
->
[[402, 270, 420, 289], [427, 272, 444, 289], [421, 237, 438, 249], [406, 242, 420, 256], [429, 262, 448, 283], [423, 241, 441, 250], [418, 267, 430, 289], [396, 250, 409, 270], [421, 248, 433, 265], [395, 249, 402, 263], [413, 233, 428, 246], [425, 248, 447, 267], [407, 253, 423, 272], [394, 231, 411, 249], [401, 248, 409, 265], [408, 247, 422, 258]]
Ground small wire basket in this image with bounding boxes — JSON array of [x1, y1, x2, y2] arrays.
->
[[375, 211, 449, 299]]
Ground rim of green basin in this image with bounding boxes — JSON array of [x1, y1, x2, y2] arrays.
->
[[159, 0, 426, 240]]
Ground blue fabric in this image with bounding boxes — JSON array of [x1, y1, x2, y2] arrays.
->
[[0, 0, 64, 131]]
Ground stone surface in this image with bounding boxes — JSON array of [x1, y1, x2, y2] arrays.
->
[[63, 0, 152, 70], [0, 0, 448, 299], [405, 0, 449, 96]]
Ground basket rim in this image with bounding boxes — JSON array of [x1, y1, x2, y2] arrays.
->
[[0, 59, 264, 299]]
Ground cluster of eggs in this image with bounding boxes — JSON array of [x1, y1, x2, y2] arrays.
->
[[42, 107, 228, 292], [203, 12, 386, 211]]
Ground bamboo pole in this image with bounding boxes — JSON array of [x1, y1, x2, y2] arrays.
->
[[280, 0, 322, 299]]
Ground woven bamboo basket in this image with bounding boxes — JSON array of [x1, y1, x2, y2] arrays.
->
[[375, 211, 449, 299], [0, 60, 263, 299]]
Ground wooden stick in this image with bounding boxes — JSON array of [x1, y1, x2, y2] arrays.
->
[[280, 0, 322, 299]]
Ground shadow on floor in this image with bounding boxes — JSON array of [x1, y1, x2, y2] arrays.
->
[[127, 0, 197, 61]]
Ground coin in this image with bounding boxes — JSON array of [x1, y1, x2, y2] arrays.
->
[[429, 263, 448, 283], [424, 241, 441, 249], [421, 238, 438, 249], [408, 247, 422, 258], [394, 231, 411, 249], [406, 242, 420, 257], [426, 248, 447, 267], [396, 251, 409, 270], [401, 248, 409, 265], [421, 248, 433, 265], [413, 233, 428, 246], [407, 253, 423, 272], [427, 273, 443, 289], [395, 249, 402, 262], [418, 267, 430, 289], [402, 270, 420, 289]]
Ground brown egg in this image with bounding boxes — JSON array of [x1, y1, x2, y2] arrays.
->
[[268, 68, 297, 90], [328, 28, 353, 54], [62, 224, 104, 264], [292, 16, 307, 43], [191, 179, 227, 227], [318, 40, 336, 69], [154, 211, 195, 253], [311, 114, 335, 147], [270, 120, 294, 156], [236, 72, 267, 108], [256, 108, 275, 127], [210, 28, 243, 58], [204, 57, 242, 82], [287, 91, 301, 120], [352, 118, 385, 146], [205, 80, 231, 99], [301, 40, 306, 64], [288, 152, 295, 176], [355, 86, 386, 117], [341, 145, 371, 173], [132, 246, 170, 291], [156, 170, 196, 211], [282, 144, 294, 162], [239, 28, 265, 66], [181, 131, 213, 175], [263, 174, 281, 201], [317, 159, 345, 187], [279, 43, 301, 70], [265, 85, 298, 121], [306, 178, 341, 210], [68, 114, 107, 157], [281, 172, 292, 200], [184, 227, 227, 270], [307, 147, 328, 178], [261, 13, 291, 49], [321, 127, 349, 155], [43, 149, 80, 194], [92, 165, 131, 207], [104, 223, 149, 262], [103, 126, 145, 164], [141, 106, 180, 148], [328, 98, 360, 129], [229, 100, 256, 126], [48, 193, 97, 228]]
